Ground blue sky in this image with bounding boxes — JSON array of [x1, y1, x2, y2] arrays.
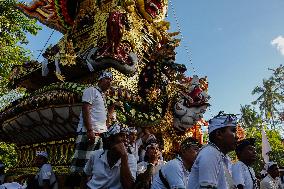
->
[[24, 0, 284, 119]]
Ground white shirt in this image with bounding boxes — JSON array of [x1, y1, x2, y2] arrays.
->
[[151, 157, 189, 189], [129, 138, 143, 161], [232, 161, 257, 189], [260, 174, 281, 189], [35, 164, 58, 189], [0, 182, 24, 189], [188, 144, 234, 189], [84, 149, 137, 189], [77, 87, 108, 133], [137, 160, 166, 183]]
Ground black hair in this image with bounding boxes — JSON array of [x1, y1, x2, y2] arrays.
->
[[208, 127, 227, 143], [235, 138, 255, 157]]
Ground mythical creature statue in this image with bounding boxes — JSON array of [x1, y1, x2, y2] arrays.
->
[[18, 0, 169, 77], [174, 75, 210, 131]]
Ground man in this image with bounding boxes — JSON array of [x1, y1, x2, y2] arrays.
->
[[84, 123, 137, 189], [69, 71, 118, 187], [151, 137, 200, 189], [27, 151, 58, 189], [188, 112, 238, 189], [128, 127, 141, 161], [232, 138, 258, 189], [260, 162, 281, 189], [135, 142, 166, 189]]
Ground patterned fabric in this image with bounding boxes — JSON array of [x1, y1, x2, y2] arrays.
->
[[70, 132, 102, 173], [98, 71, 113, 80], [36, 151, 48, 158], [102, 123, 122, 138], [208, 113, 238, 134], [128, 127, 137, 133], [180, 137, 200, 151]]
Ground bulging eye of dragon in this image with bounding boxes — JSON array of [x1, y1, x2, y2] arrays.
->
[[137, 0, 165, 21]]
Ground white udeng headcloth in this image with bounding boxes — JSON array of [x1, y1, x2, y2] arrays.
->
[[208, 113, 238, 134], [36, 151, 48, 159]]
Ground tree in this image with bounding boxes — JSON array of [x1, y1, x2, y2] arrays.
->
[[251, 65, 284, 128], [0, 0, 41, 169], [0, 0, 41, 95], [240, 105, 284, 175]]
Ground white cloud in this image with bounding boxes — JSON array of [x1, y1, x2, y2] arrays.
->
[[271, 35, 284, 56]]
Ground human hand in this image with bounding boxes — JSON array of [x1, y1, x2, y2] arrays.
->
[[111, 142, 128, 158]]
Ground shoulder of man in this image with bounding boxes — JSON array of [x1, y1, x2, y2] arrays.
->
[[83, 86, 99, 94], [162, 158, 181, 171], [196, 145, 220, 161]]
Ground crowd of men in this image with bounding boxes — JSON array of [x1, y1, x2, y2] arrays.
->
[[0, 71, 283, 189]]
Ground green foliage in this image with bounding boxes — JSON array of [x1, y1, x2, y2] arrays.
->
[[240, 105, 284, 174], [240, 65, 284, 174], [0, 0, 40, 170], [0, 142, 17, 169], [0, 0, 41, 95], [252, 65, 284, 128]]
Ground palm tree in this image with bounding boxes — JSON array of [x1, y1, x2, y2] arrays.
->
[[252, 78, 284, 128]]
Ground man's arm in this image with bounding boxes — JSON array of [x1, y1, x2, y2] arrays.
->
[[106, 102, 122, 127], [112, 143, 136, 189], [232, 164, 245, 189], [198, 151, 219, 188], [82, 102, 96, 143], [120, 155, 136, 189]]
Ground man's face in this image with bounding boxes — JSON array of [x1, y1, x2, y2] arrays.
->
[[128, 133, 137, 144], [35, 156, 46, 167], [240, 145, 257, 163], [146, 146, 160, 160], [220, 126, 238, 152], [99, 77, 112, 91], [114, 132, 128, 145], [182, 145, 199, 166]]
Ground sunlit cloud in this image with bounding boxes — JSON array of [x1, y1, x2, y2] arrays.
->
[[271, 35, 284, 56]]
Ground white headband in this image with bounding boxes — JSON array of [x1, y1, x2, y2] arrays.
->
[[99, 71, 113, 80], [208, 113, 238, 134], [103, 123, 121, 138], [36, 151, 48, 159]]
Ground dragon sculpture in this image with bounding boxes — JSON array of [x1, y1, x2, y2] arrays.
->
[[0, 0, 211, 175]]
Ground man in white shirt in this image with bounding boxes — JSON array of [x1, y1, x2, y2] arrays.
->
[[128, 127, 142, 162], [260, 162, 281, 189], [151, 137, 200, 189], [84, 123, 137, 189], [136, 142, 166, 189], [232, 138, 258, 189], [188, 112, 238, 189], [28, 151, 58, 189], [69, 71, 118, 188]]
